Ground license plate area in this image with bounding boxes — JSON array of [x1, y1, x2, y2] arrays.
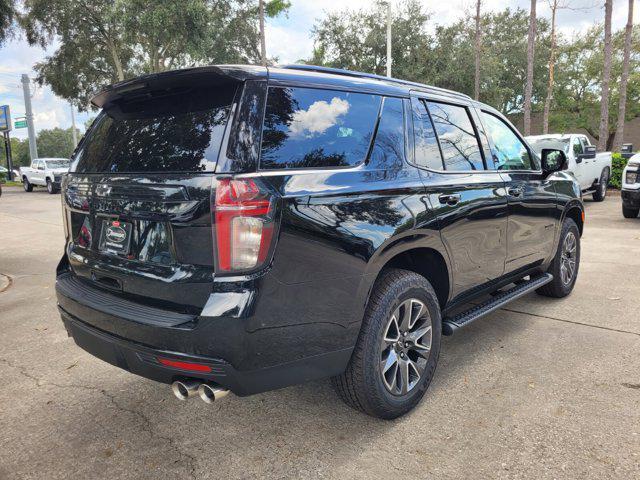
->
[[99, 219, 133, 256]]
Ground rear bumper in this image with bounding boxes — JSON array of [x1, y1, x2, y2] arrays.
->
[[621, 189, 640, 208], [60, 310, 352, 396], [56, 270, 359, 395]]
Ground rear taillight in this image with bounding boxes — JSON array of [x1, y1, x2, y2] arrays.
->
[[214, 178, 276, 273]]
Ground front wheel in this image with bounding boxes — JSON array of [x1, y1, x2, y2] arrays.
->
[[332, 268, 441, 419], [623, 206, 639, 218], [537, 218, 581, 298], [592, 169, 609, 202], [46, 178, 58, 194]]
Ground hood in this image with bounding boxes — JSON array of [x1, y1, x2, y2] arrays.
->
[[51, 167, 70, 174]]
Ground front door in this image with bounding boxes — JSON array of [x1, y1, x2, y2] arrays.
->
[[478, 110, 557, 274]]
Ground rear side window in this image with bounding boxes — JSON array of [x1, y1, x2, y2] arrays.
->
[[369, 97, 405, 169], [260, 87, 381, 169], [411, 98, 443, 170], [71, 85, 236, 173], [426, 101, 484, 171]]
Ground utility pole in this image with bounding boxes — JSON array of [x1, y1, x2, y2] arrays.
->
[[386, 1, 392, 78], [70, 103, 78, 148], [21, 74, 38, 161]]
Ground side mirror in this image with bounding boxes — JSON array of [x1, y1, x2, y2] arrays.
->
[[578, 145, 596, 161], [541, 149, 567, 175]]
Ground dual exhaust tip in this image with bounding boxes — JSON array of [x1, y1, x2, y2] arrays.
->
[[171, 380, 229, 404]]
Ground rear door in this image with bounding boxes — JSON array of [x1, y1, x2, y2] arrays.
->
[[412, 96, 508, 298], [571, 135, 589, 189], [477, 110, 557, 275], [63, 80, 238, 311]]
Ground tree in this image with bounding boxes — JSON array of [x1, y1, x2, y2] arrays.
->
[[21, 0, 263, 108], [0, 0, 15, 46], [310, 0, 431, 81], [474, 0, 482, 100], [613, 0, 634, 151], [523, 0, 537, 135], [257, 0, 291, 66], [597, 0, 613, 150], [542, 0, 562, 134], [36, 127, 80, 159]]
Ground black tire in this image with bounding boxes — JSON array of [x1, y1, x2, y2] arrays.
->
[[592, 169, 609, 202], [622, 206, 639, 218], [332, 268, 442, 419], [23, 177, 33, 192], [46, 178, 58, 194], [537, 218, 580, 298]]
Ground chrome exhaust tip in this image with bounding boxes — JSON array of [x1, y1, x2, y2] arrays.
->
[[171, 380, 201, 401], [198, 383, 230, 404]]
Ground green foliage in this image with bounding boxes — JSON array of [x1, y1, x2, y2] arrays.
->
[[21, 0, 263, 107], [264, 0, 290, 18], [553, 26, 640, 149], [0, 137, 29, 169], [610, 152, 628, 189], [0, 0, 15, 46], [36, 127, 79, 159], [311, 4, 551, 115]]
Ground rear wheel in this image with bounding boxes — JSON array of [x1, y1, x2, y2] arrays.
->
[[332, 268, 441, 419], [23, 177, 33, 192], [622, 206, 639, 219], [592, 169, 609, 202], [537, 218, 580, 298]]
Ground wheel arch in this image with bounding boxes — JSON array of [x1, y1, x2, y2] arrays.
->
[[563, 202, 584, 236], [369, 246, 451, 310]]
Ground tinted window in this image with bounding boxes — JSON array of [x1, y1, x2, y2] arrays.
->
[[260, 87, 380, 169], [71, 86, 235, 173], [411, 99, 443, 170], [426, 101, 484, 171], [369, 97, 405, 169], [480, 112, 534, 170]]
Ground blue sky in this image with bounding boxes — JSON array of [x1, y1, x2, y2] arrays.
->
[[0, 0, 635, 141]]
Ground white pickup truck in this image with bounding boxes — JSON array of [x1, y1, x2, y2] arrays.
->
[[20, 158, 70, 194], [526, 134, 612, 201]]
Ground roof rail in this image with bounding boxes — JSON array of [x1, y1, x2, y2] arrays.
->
[[278, 64, 471, 100]]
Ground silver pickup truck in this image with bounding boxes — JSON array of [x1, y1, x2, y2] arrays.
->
[[526, 134, 612, 201], [20, 158, 70, 194]]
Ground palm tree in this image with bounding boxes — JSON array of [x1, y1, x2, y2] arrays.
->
[[597, 0, 613, 151], [524, 0, 537, 136], [613, 0, 634, 151]]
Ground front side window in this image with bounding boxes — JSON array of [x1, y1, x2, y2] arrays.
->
[[260, 87, 381, 169], [572, 137, 584, 156], [426, 101, 484, 171], [480, 112, 535, 171]]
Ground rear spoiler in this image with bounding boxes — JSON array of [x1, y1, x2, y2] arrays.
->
[[91, 65, 268, 109]]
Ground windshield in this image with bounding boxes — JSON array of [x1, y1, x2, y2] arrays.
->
[[528, 138, 570, 154], [71, 85, 236, 173], [46, 160, 70, 168]]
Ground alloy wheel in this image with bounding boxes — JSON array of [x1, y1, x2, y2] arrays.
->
[[560, 232, 577, 285], [380, 298, 432, 395]]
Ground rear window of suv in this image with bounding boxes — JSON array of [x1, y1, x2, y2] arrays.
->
[[260, 87, 381, 169], [71, 85, 236, 173]]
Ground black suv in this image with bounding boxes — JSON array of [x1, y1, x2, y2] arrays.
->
[[56, 65, 583, 419]]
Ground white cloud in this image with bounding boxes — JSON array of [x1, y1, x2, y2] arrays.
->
[[289, 97, 350, 137]]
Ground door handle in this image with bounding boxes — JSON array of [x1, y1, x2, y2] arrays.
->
[[438, 193, 461, 205], [508, 186, 524, 197]]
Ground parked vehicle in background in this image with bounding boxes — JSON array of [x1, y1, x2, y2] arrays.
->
[[20, 158, 70, 194], [526, 134, 612, 201], [621, 153, 640, 218], [55, 65, 584, 419]]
